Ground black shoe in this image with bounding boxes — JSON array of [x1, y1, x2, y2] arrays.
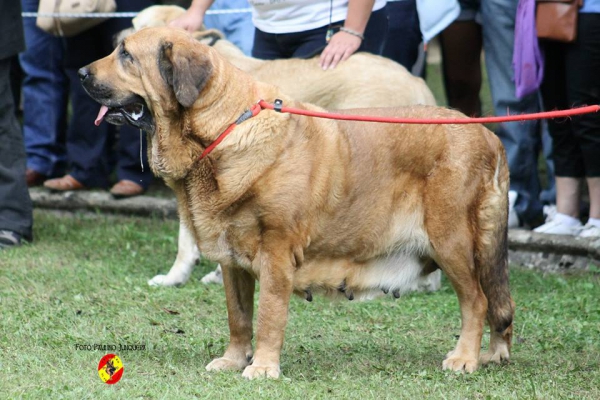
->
[[0, 230, 22, 249]]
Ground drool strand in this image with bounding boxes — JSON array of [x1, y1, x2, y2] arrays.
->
[[139, 129, 144, 172]]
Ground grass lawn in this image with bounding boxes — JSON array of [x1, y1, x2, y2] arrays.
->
[[1, 210, 598, 399]]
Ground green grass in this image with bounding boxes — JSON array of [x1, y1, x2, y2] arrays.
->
[[1, 210, 599, 399]]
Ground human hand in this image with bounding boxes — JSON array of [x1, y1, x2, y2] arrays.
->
[[168, 9, 204, 32], [319, 30, 362, 70]]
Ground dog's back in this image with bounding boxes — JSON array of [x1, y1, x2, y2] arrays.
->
[[247, 53, 436, 109]]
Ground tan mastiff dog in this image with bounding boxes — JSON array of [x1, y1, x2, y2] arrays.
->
[[80, 27, 514, 379], [125, 6, 438, 289]]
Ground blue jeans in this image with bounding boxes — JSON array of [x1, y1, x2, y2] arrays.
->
[[204, 0, 255, 56], [381, 0, 421, 72], [19, 0, 68, 177], [62, 0, 155, 189], [481, 0, 554, 224]]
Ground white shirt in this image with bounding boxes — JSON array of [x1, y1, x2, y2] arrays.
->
[[248, 0, 387, 34], [416, 0, 459, 42]]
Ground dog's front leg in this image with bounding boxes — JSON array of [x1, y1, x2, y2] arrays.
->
[[148, 221, 199, 287], [242, 244, 294, 380], [206, 263, 255, 372]]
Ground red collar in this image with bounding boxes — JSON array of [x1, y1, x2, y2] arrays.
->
[[199, 102, 264, 160]]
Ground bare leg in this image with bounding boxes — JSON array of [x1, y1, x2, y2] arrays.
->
[[555, 176, 582, 218], [586, 177, 600, 219]]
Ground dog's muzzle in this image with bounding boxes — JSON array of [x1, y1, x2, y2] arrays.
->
[[78, 67, 155, 132]]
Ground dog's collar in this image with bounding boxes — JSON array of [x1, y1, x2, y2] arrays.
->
[[199, 99, 283, 160]]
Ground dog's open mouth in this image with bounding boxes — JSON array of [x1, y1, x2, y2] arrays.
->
[[95, 99, 154, 131]]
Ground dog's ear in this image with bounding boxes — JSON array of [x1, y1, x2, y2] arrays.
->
[[158, 40, 213, 108], [192, 29, 224, 47], [113, 27, 134, 49]]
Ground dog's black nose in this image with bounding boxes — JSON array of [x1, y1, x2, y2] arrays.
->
[[78, 67, 90, 82]]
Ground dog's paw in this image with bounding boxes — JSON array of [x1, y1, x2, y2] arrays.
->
[[206, 357, 248, 372], [442, 351, 479, 373], [241, 364, 281, 380], [417, 269, 442, 292], [148, 274, 184, 287], [480, 343, 510, 365], [200, 267, 223, 285]]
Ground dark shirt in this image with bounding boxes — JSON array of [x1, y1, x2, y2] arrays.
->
[[0, 0, 25, 59]]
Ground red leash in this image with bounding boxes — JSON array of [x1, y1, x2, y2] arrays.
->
[[258, 100, 600, 124], [199, 100, 600, 160]]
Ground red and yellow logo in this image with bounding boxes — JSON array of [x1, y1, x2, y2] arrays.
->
[[98, 354, 123, 384]]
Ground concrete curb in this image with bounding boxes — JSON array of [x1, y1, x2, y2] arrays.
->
[[31, 188, 177, 218], [30, 188, 599, 273]]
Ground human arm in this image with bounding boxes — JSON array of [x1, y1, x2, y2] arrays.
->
[[319, 0, 375, 70], [169, 0, 215, 32]]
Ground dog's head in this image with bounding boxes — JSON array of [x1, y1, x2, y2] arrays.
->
[[80, 26, 213, 127], [79, 27, 216, 178], [132, 5, 187, 31], [113, 5, 203, 49]]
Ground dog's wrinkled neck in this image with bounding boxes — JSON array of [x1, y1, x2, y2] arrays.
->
[[184, 57, 262, 149]]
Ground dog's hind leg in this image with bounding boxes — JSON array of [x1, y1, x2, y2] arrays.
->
[[475, 155, 514, 365], [438, 240, 488, 373], [206, 263, 255, 372], [148, 221, 199, 287], [427, 210, 487, 373]]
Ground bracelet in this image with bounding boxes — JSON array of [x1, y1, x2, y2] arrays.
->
[[340, 27, 365, 40]]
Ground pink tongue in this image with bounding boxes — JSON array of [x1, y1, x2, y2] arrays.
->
[[95, 105, 109, 126]]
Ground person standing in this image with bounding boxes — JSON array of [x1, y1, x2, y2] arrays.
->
[[480, 0, 557, 228], [20, 0, 69, 187], [170, 0, 388, 69], [534, 2, 600, 237], [43, 0, 156, 197], [0, 0, 33, 249]]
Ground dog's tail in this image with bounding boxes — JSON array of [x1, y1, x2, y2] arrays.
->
[[475, 146, 514, 335]]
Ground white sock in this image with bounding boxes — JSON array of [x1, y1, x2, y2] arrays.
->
[[554, 213, 582, 227], [586, 217, 600, 227]]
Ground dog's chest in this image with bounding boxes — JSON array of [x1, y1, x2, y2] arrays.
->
[[185, 201, 259, 268]]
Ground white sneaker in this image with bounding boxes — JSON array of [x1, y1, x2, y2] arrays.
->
[[508, 190, 519, 228], [579, 223, 600, 238], [533, 213, 582, 236], [542, 204, 557, 222]]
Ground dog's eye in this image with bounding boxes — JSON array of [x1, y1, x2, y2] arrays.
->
[[120, 48, 132, 61]]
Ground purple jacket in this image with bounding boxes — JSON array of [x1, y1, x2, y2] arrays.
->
[[513, 0, 544, 99]]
